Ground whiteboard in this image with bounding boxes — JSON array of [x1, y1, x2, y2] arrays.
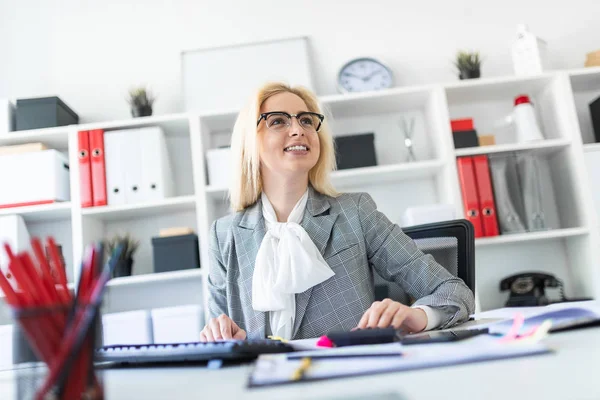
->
[[181, 37, 315, 112]]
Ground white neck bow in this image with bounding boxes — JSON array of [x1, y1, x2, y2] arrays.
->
[[252, 190, 334, 340]]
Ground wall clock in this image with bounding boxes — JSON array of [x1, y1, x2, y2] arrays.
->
[[337, 57, 394, 93]]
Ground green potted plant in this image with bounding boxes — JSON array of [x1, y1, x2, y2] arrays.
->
[[127, 86, 155, 118], [106, 233, 140, 278], [454, 51, 482, 80]]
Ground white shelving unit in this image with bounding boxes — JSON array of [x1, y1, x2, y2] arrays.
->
[[1, 67, 600, 324]]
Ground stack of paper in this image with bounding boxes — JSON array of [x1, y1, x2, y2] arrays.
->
[[476, 301, 600, 335], [248, 335, 550, 387]]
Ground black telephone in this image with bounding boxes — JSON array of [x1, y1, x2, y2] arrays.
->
[[500, 272, 565, 307]]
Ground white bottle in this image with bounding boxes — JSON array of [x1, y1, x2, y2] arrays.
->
[[511, 24, 548, 76], [514, 95, 544, 142]]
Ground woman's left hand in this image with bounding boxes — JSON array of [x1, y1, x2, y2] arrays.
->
[[356, 298, 428, 333]]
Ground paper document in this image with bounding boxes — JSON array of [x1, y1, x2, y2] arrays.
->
[[482, 304, 600, 335], [472, 300, 600, 321], [248, 335, 550, 387], [287, 343, 403, 359]]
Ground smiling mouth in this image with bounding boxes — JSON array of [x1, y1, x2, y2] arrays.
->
[[284, 145, 309, 152]]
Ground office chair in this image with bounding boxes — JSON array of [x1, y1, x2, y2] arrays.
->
[[374, 219, 475, 303]]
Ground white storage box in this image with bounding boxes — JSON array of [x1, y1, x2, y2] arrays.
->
[[400, 204, 457, 227], [0, 99, 15, 135], [0, 215, 30, 286], [0, 149, 70, 208], [102, 310, 154, 346], [0, 325, 14, 369], [206, 147, 232, 188], [151, 305, 204, 344]]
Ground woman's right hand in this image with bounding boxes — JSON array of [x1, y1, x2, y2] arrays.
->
[[199, 314, 247, 342]]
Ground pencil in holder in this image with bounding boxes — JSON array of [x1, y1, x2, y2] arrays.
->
[[13, 303, 103, 400]]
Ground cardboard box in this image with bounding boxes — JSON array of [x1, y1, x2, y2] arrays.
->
[[585, 50, 600, 67], [0, 142, 47, 156], [478, 135, 496, 146]]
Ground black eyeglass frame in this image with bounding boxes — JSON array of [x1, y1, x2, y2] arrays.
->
[[256, 111, 325, 132]]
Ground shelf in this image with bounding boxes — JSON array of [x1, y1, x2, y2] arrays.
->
[[454, 138, 571, 157], [205, 160, 444, 199], [320, 85, 433, 117], [444, 73, 555, 104], [475, 227, 590, 247], [76, 113, 192, 137], [0, 202, 71, 222], [107, 268, 202, 288], [332, 160, 444, 187], [568, 66, 600, 91], [82, 196, 197, 221], [0, 126, 71, 149], [584, 143, 600, 153]]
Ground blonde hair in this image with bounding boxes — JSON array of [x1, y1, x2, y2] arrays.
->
[[229, 82, 338, 212]]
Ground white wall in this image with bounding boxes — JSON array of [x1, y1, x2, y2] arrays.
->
[[1, 0, 599, 122]]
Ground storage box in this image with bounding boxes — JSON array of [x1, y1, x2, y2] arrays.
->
[[12, 324, 38, 365], [0, 149, 70, 208], [0, 99, 15, 135], [400, 204, 457, 227], [0, 215, 30, 282], [151, 305, 204, 343], [452, 130, 479, 148], [334, 133, 377, 170], [585, 50, 600, 67], [590, 96, 600, 143], [0, 325, 14, 369], [151, 233, 200, 274], [102, 310, 154, 346], [478, 135, 496, 146], [206, 146, 232, 187], [15, 96, 79, 131]]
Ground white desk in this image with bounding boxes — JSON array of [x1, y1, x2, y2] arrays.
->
[[1, 327, 599, 400]]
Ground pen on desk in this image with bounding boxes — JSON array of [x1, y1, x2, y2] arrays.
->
[[291, 357, 312, 381]]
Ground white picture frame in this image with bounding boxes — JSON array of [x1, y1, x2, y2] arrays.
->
[[181, 36, 315, 112]]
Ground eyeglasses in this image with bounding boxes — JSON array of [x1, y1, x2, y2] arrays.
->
[[257, 111, 324, 133]]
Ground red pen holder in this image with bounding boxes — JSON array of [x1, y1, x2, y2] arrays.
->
[[13, 303, 103, 400]]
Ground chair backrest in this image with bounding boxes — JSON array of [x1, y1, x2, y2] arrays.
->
[[374, 219, 475, 302]]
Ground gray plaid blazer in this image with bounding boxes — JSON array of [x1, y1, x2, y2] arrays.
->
[[208, 187, 475, 340]]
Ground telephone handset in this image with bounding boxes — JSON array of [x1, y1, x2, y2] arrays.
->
[[500, 272, 565, 307]]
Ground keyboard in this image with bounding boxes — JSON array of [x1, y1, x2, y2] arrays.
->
[[94, 340, 295, 365]]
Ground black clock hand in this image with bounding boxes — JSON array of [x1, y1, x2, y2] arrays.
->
[[342, 72, 363, 79], [365, 70, 384, 80]]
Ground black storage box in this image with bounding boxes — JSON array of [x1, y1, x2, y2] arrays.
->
[[15, 96, 79, 131], [452, 129, 480, 149], [590, 96, 600, 143], [152, 234, 200, 274], [334, 133, 377, 170]]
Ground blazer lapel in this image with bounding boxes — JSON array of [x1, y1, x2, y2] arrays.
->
[[292, 187, 338, 337], [233, 199, 267, 338]]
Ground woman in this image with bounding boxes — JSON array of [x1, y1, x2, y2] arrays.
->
[[199, 82, 475, 341]]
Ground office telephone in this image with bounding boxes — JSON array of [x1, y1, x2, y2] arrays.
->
[[500, 272, 565, 307]]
